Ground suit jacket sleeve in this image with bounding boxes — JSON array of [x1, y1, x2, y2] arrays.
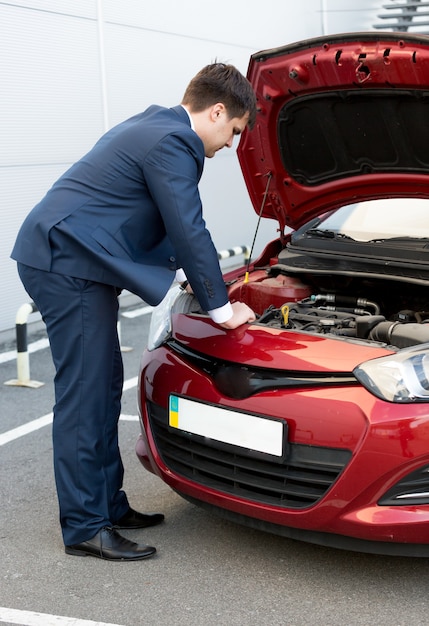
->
[[142, 130, 229, 312]]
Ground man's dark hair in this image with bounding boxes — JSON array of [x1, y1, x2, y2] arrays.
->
[[182, 62, 257, 129]]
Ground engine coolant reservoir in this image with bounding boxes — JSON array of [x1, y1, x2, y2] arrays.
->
[[234, 270, 311, 315]]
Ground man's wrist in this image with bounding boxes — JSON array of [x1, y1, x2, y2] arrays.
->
[[207, 302, 233, 324]]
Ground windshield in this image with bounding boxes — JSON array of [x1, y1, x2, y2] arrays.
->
[[317, 198, 429, 242]]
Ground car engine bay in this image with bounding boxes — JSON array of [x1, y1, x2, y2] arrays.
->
[[227, 262, 429, 350]]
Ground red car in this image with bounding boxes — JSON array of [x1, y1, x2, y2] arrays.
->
[[137, 32, 429, 556]]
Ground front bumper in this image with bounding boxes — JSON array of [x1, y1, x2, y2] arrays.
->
[[136, 344, 429, 555]]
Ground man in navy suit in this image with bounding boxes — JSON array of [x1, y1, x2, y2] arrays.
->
[[11, 63, 257, 560]]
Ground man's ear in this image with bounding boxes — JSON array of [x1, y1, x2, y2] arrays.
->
[[210, 102, 226, 121]]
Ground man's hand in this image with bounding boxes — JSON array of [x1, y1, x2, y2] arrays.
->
[[219, 301, 256, 329]]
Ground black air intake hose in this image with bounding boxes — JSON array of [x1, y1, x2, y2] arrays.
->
[[369, 321, 429, 348]]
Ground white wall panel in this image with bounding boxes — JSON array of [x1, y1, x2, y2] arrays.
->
[[199, 152, 279, 261], [5, 0, 97, 19], [323, 0, 381, 34], [1, 4, 103, 332], [102, 0, 321, 51], [1, 164, 71, 331], [1, 6, 104, 166]]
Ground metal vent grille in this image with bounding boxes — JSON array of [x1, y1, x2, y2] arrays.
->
[[147, 401, 352, 509], [373, 0, 429, 35]]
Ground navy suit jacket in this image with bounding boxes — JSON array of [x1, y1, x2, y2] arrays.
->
[[11, 105, 229, 309]]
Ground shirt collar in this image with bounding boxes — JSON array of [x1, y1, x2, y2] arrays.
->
[[181, 105, 195, 131]]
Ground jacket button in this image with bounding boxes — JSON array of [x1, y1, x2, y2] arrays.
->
[[169, 256, 176, 262]]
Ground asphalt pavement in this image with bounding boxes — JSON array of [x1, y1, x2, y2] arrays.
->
[[1, 295, 429, 626]]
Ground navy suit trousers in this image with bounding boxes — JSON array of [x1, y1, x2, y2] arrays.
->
[[17, 264, 129, 545]]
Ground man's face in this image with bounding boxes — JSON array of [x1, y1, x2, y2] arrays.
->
[[199, 104, 250, 158]]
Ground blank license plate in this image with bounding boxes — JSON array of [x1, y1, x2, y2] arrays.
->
[[169, 395, 284, 457]]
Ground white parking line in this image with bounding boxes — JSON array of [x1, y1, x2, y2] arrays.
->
[[122, 376, 138, 391], [119, 414, 139, 421], [0, 338, 50, 364], [121, 305, 153, 318], [0, 606, 124, 626], [0, 413, 53, 446], [0, 377, 139, 446]]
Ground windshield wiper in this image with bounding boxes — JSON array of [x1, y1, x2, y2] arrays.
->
[[369, 236, 429, 244], [306, 228, 354, 241]]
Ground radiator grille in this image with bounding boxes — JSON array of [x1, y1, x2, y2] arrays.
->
[[147, 401, 351, 509]]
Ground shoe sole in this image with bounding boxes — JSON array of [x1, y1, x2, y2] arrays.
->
[[65, 547, 156, 560]]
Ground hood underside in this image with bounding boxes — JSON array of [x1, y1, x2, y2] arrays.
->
[[238, 32, 429, 232]]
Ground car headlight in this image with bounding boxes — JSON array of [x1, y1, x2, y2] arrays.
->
[[147, 285, 182, 351], [354, 344, 429, 402]]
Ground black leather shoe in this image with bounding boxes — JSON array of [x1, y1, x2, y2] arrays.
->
[[65, 527, 156, 561], [114, 508, 165, 529]]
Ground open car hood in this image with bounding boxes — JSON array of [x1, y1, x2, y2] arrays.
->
[[238, 32, 429, 235]]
